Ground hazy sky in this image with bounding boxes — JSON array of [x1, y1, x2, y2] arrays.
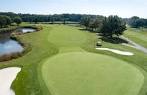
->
[[0, 0, 147, 18]]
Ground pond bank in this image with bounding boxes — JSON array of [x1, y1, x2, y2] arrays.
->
[[0, 25, 42, 61]]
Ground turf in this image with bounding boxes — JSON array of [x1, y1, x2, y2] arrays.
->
[[124, 28, 147, 48], [42, 25, 146, 95], [0, 24, 59, 95], [0, 24, 146, 95], [48, 25, 89, 48], [42, 52, 144, 95]]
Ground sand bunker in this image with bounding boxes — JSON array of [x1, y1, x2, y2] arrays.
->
[[122, 43, 135, 48], [0, 67, 21, 95], [96, 48, 134, 56]]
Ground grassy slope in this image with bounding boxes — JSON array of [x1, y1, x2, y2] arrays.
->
[[124, 28, 147, 48], [42, 52, 144, 95], [0, 25, 59, 95]]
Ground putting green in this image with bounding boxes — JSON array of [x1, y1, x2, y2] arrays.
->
[[42, 52, 144, 95]]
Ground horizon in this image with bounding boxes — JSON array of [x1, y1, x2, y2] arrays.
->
[[0, 0, 147, 18]]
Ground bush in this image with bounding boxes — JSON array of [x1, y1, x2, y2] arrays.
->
[[0, 15, 12, 28], [13, 17, 22, 26], [0, 27, 17, 33], [21, 25, 43, 31]]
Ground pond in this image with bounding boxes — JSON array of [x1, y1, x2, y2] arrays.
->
[[0, 39, 24, 56], [21, 28, 36, 33]]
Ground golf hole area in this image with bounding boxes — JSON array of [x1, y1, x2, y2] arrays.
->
[[42, 52, 144, 95]]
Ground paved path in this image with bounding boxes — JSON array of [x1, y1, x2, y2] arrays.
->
[[121, 36, 147, 54]]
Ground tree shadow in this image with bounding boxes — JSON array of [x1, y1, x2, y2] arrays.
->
[[100, 36, 128, 44], [79, 28, 87, 31], [78, 28, 98, 33]]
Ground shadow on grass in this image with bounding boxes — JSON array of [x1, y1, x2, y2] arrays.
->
[[79, 28, 87, 31], [79, 28, 99, 33], [100, 37, 128, 44]]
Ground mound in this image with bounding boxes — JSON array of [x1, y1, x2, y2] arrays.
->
[[42, 52, 144, 95]]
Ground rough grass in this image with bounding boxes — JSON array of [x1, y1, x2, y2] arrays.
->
[[0, 25, 58, 95], [124, 28, 147, 48]]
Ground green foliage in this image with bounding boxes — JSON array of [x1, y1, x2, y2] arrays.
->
[[0, 12, 105, 24], [0, 27, 17, 33], [81, 16, 91, 29], [33, 18, 39, 24], [0, 15, 12, 28], [128, 16, 147, 28], [81, 16, 104, 31], [21, 25, 43, 31], [100, 15, 126, 37], [4, 16, 12, 25], [14, 17, 22, 25], [89, 18, 103, 31]]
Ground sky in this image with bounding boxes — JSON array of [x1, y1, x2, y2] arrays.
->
[[0, 0, 147, 18]]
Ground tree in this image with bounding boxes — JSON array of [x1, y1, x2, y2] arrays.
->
[[80, 16, 91, 29], [100, 15, 126, 38], [128, 16, 147, 28], [50, 16, 55, 24], [4, 16, 12, 26], [0, 15, 12, 28], [89, 18, 103, 31], [129, 16, 140, 28], [0, 16, 6, 28], [14, 17, 22, 26], [62, 14, 69, 24], [33, 18, 38, 24]]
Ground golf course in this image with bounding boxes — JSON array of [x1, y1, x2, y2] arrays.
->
[[0, 23, 146, 95], [1, 0, 147, 94]]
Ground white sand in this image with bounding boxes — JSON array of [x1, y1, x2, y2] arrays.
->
[[96, 48, 134, 56], [0, 67, 21, 95], [122, 43, 135, 48]]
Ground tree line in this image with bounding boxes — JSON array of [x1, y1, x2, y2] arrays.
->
[[81, 15, 126, 38], [0, 12, 127, 38], [0, 15, 22, 28], [1, 12, 147, 39], [0, 12, 103, 24], [126, 16, 147, 28]]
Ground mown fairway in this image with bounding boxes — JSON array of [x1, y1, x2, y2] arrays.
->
[[124, 28, 147, 48], [48, 25, 88, 47], [0, 24, 147, 95], [41, 25, 145, 95]]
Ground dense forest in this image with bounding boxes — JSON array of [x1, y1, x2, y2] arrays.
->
[[0, 12, 103, 23], [0, 12, 147, 29]]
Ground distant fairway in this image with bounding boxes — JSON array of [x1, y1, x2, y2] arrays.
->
[[48, 25, 89, 48], [124, 28, 147, 48], [42, 52, 144, 95]]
